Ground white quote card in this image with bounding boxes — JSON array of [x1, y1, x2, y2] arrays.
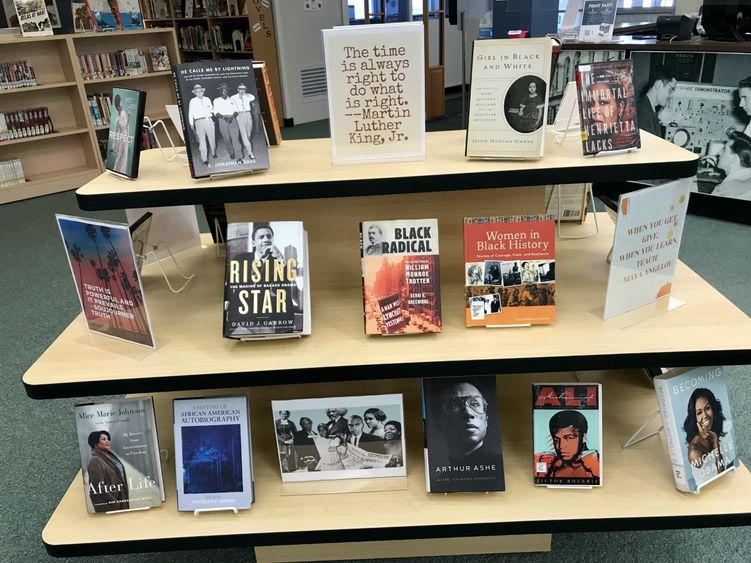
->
[[322, 22, 425, 165]]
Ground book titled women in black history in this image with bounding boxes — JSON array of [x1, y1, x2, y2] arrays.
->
[[173, 395, 254, 511], [74, 397, 165, 513], [106, 87, 146, 179], [575, 60, 640, 156], [172, 60, 269, 179], [422, 376, 505, 493], [533, 383, 602, 488], [223, 221, 310, 339], [360, 219, 441, 335]]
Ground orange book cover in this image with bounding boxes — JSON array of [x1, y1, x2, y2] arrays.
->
[[360, 219, 441, 335], [463, 214, 556, 327]]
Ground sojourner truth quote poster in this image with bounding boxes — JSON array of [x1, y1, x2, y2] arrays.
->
[[323, 22, 426, 165]]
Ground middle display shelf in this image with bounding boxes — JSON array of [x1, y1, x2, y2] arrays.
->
[[23, 206, 751, 399]]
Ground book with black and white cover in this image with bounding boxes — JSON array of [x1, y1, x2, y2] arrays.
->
[[171, 60, 269, 179], [74, 397, 165, 513], [422, 376, 505, 493], [106, 87, 146, 179], [466, 38, 552, 159], [13, 0, 53, 36], [360, 219, 441, 335], [223, 221, 310, 339], [271, 394, 406, 482], [173, 395, 254, 511], [653, 366, 739, 493]]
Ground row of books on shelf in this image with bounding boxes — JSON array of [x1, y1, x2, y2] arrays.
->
[[178, 25, 211, 51], [87, 93, 113, 127], [0, 60, 36, 90], [73, 367, 739, 514], [173, 0, 249, 19], [211, 25, 250, 53], [78, 49, 151, 81], [0, 158, 25, 187], [0, 107, 54, 141]]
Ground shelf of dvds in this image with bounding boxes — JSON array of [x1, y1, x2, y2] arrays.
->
[[75, 129, 698, 210], [0, 81, 79, 95], [0, 127, 90, 147], [42, 371, 751, 556]]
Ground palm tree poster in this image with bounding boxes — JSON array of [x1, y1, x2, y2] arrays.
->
[[56, 214, 155, 348]]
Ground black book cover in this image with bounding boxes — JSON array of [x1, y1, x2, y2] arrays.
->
[[171, 60, 270, 179], [422, 376, 505, 493], [223, 221, 306, 338], [105, 87, 145, 179]]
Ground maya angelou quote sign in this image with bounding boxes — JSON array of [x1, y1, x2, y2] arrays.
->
[[323, 22, 425, 164]]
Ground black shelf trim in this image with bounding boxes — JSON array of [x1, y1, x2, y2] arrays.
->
[[24, 349, 751, 400]]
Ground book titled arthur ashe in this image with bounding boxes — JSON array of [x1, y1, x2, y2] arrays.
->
[[360, 219, 441, 335], [106, 87, 146, 179], [74, 398, 165, 513], [533, 384, 602, 488], [173, 395, 254, 511], [172, 61, 270, 179], [575, 59, 640, 156], [653, 367, 738, 493], [223, 221, 310, 339], [465, 38, 552, 159], [422, 376, 505, 493], [464, 214, 555, 327]]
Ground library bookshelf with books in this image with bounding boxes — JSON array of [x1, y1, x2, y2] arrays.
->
[[23, 130, 751, 559]]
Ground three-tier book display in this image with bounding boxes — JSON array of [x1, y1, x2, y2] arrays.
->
[[23, 129, 751, 558]]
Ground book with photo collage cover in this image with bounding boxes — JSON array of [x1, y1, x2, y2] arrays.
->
[[463, 214, 555, 327]]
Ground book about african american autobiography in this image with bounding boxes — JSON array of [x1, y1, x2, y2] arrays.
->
[[533, 383, 602, 488], [360, 219, 441, 335], [223, 221, 311, 340], [422, 375, 505, 493], [465, 38, 552, 160], [74, 397, 165, 513], [172, 60, 270, 179], [653, 367, 738, 493], [56, 214, 156, 348], [575, 59, 640, 156], [463, 214, 555, 327], [173, 395, 254, 511], [106, 87, 146, 179]]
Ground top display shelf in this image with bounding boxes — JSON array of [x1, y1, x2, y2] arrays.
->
[[75, 129, 698, 211]]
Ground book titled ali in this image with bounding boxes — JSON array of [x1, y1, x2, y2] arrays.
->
[[74, 397, 165, 513], [172, 60, 270, 179], [654, 367, 739, 493], [422, 376, 505, 493], [223, 221, 310, 340], [533, 383, 602, 488], [106, 87, 146, 179], [575, 59, 640, 156], [465, 38, 552, 159], [360, 219, 441, 335], [56, 214, 156, 348], [463, 214, 555, 327], [174, 395, 254, 511]]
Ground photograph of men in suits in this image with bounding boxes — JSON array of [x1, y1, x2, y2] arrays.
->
[[187, 83, 216, 166]]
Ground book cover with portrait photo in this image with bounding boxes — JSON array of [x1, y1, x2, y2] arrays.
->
[[223, 221, 310, 339], [360, 218, 441, 335], [422, 376, 505, 493], [654, 366, 739, 493], [464, 214, 556, 327], [74, 397, 164, 513], [270, 394, 406, 483], [533, 383, 602, 488]]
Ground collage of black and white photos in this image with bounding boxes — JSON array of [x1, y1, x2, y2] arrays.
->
[[465, 260, 555, 319]]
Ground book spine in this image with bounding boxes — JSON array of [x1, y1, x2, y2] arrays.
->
[[653, 378, 692, 492], [129, 91, 147, 177], [171, 68, 197, 178]]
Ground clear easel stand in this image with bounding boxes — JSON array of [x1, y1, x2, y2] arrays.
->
[[622, 409, 662, 449], [554, 183, 600, 239], [573, 370, 587, 382], [139, 241, 196, 294], [106, 506, 152, 515], [214, 217, 226, 258], [143, 116, 188, 163], [194, 507, 239, 516]]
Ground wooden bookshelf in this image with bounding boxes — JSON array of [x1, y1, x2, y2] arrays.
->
[[0, 28, 182, 205]]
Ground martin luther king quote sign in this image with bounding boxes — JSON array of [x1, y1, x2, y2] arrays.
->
[[323, 22, 425, 165]]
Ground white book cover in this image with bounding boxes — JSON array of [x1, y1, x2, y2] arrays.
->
[[322, 22, 425, 165], [173, 395, 253, 511], [466, 38, 552, 160], [603, 178, 691, 320], [13, 0, 53, 37], [271, 394, 406, 482]]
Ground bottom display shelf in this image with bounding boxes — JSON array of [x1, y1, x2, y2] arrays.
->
[[43, 370, 751, 557], [0, 166, 101, 205]]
